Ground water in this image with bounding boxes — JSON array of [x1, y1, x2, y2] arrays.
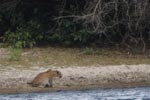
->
[[0, 87, 150, 100]]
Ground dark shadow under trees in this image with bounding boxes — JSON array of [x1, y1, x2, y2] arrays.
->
[[0, 0, 150, 53]]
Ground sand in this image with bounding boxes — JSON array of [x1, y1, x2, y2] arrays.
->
[[0, 64, 150, 94]]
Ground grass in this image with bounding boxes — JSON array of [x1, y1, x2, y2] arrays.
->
[[0, 47, 150, 68], [8, 47, 22, 61]]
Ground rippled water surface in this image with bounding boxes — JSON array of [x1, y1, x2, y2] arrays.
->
[[1, 87, 150, 100]]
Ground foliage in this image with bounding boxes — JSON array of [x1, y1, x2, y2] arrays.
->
[[3, 29, 35, 48], [0, 0, 150, 52], [3, 20, 43, 48], [47, 19, 90, 46], [74, 0, 150, 52]]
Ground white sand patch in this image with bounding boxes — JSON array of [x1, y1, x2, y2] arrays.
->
[[0, 64, 150, 89]]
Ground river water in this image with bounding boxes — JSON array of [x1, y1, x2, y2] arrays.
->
[[0, 87, 150, 100]]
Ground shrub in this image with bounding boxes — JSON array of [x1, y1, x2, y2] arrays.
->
[[3, 29, 35, 48], [3, 21, 43, 48]]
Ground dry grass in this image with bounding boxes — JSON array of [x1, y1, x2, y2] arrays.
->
[[0, 47, 150, 68]]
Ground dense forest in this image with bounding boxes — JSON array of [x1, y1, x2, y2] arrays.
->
[[0, 0, 150, 52]]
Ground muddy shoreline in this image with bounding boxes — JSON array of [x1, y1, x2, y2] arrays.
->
[[0, 65, 150, 94], [1, 82, 150, 94]]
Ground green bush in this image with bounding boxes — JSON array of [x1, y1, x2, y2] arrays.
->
[[49, 19, 91, 46], [3, 21, 43, 48], [3, 29, 35, 48]]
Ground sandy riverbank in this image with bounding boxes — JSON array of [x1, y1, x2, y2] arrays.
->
[[0, 64, 150, 94]]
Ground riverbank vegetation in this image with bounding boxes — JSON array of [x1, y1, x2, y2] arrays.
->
[[0, 0, 150, 53], [0, 47, 150, 68], [0, 0, 150, 67]]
